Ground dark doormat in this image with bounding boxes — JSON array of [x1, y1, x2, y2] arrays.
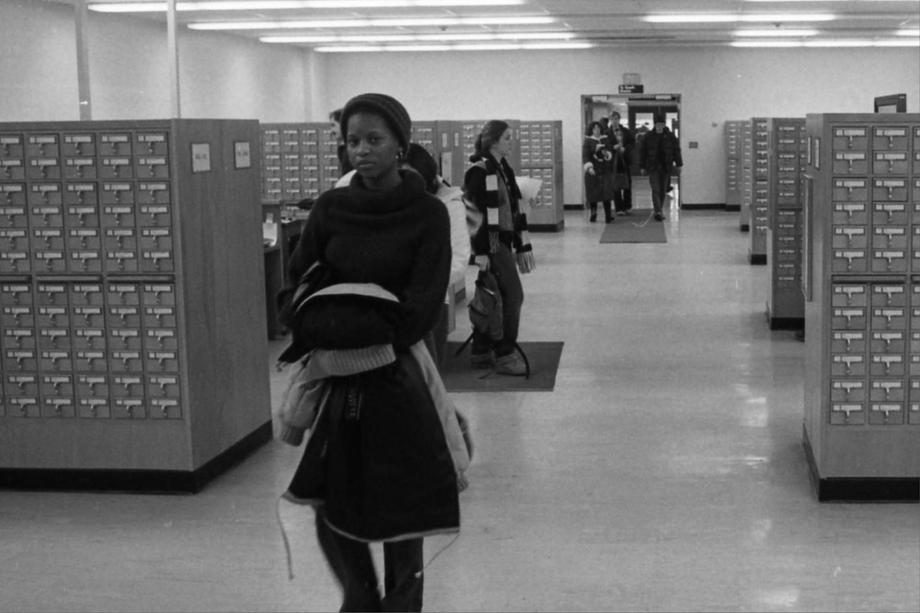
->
[[600, 216, 667, 243], [441, 341, 564, 392]]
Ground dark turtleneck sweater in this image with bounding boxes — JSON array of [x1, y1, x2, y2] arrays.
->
[[288, 169, 450, 350]]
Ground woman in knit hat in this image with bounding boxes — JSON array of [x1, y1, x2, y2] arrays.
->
[[284, 93, 459, 611], [463, 119, 536, 376]]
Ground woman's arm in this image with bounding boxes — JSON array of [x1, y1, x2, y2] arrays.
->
[[463, 164, 493, 256], [395, 203, 451, 348], [286, 195, 327, 286]]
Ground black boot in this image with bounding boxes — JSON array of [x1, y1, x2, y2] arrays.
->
[[603, 201, 613, 223], [589, 203, 597, 222]]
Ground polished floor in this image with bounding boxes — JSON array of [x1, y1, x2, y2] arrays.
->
[[2, 203, 918, 612]]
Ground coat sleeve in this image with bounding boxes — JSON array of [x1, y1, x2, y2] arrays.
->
[[445, 193, 471, 288], [394, 202, 451, 349], [286, 195, 328, 286], [464, 165, 493, 256]]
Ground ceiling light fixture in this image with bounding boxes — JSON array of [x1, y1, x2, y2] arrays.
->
[[733, 29, 818, 37], [732, 38, 920, 48], [261, 31, 574, 43], [189, 15, 555, 29], [313, 40, 592, 52], [645, 14, 836, 23], [896, 28, 920, 36], [88, 0, 524, 12]]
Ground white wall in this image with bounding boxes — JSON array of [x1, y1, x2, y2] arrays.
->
[[1, 2, 917, 205], [0, 0, 313, 123], [322, 46, 920, 206]]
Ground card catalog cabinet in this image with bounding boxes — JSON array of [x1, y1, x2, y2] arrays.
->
[[802, 113, 920, 501], [745, 118, 770, 264], [724, 120, 744, 215], [739, 121, 753, 233], [0, 120, 271, 491], [517, 121, 565, 231], [765, 118, 807, 329], [261, 123, 334, 203]]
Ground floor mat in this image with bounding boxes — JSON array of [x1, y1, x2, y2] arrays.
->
[[599, 215, 667, 243], [440, 341, 564, 392]]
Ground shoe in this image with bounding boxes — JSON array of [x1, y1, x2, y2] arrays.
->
[[654, 213, 664, 221], [494, 351, 527, 376], [470, 350, 494, 369], [605, 217, 614, 224], [589, 214, 597, 222]]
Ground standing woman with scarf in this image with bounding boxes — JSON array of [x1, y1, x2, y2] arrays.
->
[[463, 120, 536, 376]]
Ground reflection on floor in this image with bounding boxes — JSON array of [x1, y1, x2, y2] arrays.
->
[[1, 208, 918, 613]]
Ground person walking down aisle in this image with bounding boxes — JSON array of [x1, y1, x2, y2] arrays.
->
[[638, 113, 682, 221], [608, 111, 635, 215], [284, 93, 460, 612], [464, 120, 536, 376], [610, 126, 632, 217], [582, 121, 615, 223]]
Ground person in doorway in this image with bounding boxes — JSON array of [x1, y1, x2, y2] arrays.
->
[[582, 121, 615, 223], [638, 113, 683, 221], [610, 126, 632, 216], [463, 120, 536, 376], [286, 93, 459, 612], [607, 111, 635, 214]]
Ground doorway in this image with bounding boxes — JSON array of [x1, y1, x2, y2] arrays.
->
[[580, 93, 682, 213]]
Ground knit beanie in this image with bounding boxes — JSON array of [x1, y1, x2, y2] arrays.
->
[[340, 93, 412, 152]]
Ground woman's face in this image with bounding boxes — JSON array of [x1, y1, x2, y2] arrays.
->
[[493, 128, 513, 158], [591, 124, 601, 137], [346, 111, 402, 189]]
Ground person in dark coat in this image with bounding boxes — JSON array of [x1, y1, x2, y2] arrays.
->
[[638, 113, 683, 221], [607, 111, 635, 214], [286, 93, 458, 612], [582, 121, 616, 223]]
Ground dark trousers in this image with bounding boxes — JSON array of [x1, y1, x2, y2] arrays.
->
[[648, 170, 670, 214], [613, 187, 631, 212], [472, 243, 523, 358], [315, 507, 424, 612], [588, 201, 613, 221]]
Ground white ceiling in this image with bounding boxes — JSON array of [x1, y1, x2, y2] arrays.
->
[[64, 0, 920, 50]]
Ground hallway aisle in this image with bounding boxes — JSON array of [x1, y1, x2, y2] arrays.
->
[[1, 210, 917, 612]]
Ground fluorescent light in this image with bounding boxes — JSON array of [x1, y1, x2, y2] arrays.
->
[[313, 40, 592, 52], [731, 40, 801, 47], [645, 14, 835, 23], [732, 38, 920, 48], [896, 28, 920, 36], [733, 29, 818, 37], [870, 39, 920, 47], [189, 15, 554, 29], [261, 31, 573, 43], [88, 0, 524, 12], [746, 0, 919, 2]]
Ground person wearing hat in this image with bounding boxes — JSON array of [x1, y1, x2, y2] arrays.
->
[[284, 93, 460, 611], [638, 112, 683, 221]]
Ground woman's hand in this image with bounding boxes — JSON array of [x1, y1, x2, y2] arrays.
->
[[516, 251, 535, 274], [475, 255, 491, 271]]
